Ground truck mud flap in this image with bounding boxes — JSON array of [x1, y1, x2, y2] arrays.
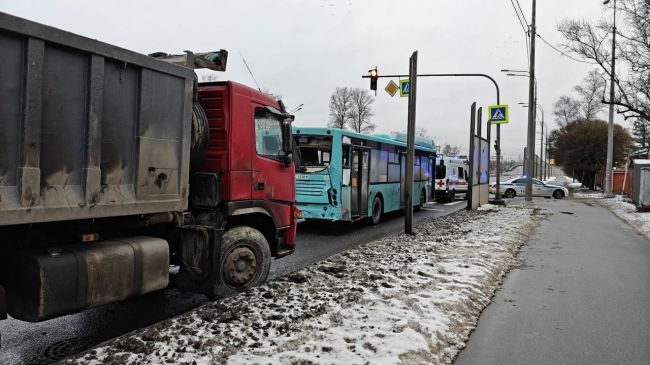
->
[[175, 226, 224, 297], [0, 284, 6, 320]]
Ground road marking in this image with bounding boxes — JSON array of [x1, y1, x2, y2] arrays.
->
[[444, 201, 464, 206]]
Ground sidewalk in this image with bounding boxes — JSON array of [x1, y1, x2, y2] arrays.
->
[[455, 198, 650, 365]]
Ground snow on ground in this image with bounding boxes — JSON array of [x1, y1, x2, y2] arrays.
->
[[64, 206, 542, 365], [598, 196, 650, 241], [572, 191, 605, 199]]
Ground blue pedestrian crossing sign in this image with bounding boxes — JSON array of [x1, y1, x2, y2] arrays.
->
[[488, 104, 509, 124], [399, 79, 410, 97]]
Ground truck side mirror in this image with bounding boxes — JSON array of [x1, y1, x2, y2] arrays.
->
[[281, 153, 293, 168], [281, 116, 294, 168], [281, 117, 293, 154]]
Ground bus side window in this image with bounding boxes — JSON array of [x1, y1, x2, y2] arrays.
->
[[342, 145, 351, 186]]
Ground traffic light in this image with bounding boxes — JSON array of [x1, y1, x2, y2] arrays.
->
[[369, 67, 378, 94]]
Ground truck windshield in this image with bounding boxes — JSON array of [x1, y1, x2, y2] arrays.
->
[[294, 135, 332, 173]]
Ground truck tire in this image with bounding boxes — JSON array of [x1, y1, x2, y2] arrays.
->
[[212, 226, 271, 298], [190, 101, 210, 169]]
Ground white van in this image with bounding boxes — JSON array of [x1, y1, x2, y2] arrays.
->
[[433, 156, 469, 201]]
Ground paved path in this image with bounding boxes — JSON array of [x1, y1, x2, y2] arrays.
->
[[455, 198, 650, 365]]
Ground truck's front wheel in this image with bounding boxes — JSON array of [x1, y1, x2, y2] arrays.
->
[[213, 226, 271, 298]]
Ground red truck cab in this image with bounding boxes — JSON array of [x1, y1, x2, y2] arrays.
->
[[197, 81, 297, 256]]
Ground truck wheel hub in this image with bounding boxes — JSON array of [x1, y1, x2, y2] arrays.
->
[[224, 247, 257, 286]]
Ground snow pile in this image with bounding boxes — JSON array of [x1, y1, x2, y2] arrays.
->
[[64, 206, 542, 365], [476, 204, 497, 211], [598, 196, 650, 241], [564, 176, 582, 189]]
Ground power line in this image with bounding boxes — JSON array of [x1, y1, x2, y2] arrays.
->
[[509, 0, 530, 62], [509, 0, 528, 35], [515, 0, 529, 27], [536, 33, 598, 65]]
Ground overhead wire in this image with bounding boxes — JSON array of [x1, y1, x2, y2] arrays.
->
[[509, 0, 530, 62], [536, 33, 598, 65]]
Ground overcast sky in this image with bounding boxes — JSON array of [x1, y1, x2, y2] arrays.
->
[[1, 0, 620, 158]]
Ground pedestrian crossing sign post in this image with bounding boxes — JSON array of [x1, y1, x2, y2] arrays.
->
[[399, 79, 410, 97], [488, 104, 509, 124]]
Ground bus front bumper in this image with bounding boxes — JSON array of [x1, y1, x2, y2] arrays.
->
[[296, 203, 340, 221]]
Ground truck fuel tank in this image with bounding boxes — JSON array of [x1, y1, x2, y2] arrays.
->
[[2, 236, 169, 322]]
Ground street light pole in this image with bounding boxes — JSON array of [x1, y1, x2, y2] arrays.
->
[[519, 103, 545, 180], [525, 0, 538, 202], [603, 0, 617, 197]]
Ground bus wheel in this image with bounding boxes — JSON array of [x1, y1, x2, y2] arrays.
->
[[212, 226, 271, 299], [370, 196, 383, 225], [415, 189, 426, 211]]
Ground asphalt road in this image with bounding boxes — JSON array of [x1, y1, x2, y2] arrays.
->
[[455, 197, 650, 365], [0, 200, 465, 365]]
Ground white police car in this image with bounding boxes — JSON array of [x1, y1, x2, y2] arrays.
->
[[490, 177, 569, 199]]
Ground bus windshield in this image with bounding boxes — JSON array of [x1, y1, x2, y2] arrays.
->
[[294, 135, 332, 173]]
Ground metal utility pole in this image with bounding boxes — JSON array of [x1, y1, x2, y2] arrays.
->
[[405, 51, 418, 235], [525, 0, 538, 202], [468, 103, 477, 210], [538, 120, 544, 180], [604, 0, 617, 197]]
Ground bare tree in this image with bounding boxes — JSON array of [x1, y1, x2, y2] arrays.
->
[[632, 118, 650, 149], [441, 143, 461, 157], [261, 88, 282, 101], [558, 0, 650, 123], [553, 95, 581, 126], [328, 87, 353, 129], [200, 72, 220, 82], [416, 126, 429, 137], [553, 69, 606, 126], [573, 69, 606, 120], [347, 88, 376, 133]]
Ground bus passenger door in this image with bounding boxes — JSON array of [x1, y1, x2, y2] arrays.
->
[[351, 147, 369, 218]]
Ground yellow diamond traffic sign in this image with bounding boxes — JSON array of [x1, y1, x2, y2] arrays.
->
[[385, 80, 399, 97]]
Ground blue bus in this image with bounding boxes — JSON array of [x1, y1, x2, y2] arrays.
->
[[293, 127, 436, 224]]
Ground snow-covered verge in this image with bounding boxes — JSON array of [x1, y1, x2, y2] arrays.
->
[[598, 197, 650, 241], [572, 191, 605, 199], [63, 206, 542, 365]]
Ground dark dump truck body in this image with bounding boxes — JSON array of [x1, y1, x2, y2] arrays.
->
[[0, 11, 193, 227]]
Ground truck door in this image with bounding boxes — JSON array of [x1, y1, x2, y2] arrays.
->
[[251, 105, 293, 227], [350, 147, 369, 218]]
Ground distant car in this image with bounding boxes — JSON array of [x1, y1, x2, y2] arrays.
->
[[490, 177, 569, 199]]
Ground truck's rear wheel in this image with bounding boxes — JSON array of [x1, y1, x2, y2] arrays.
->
[[212, 226, 271, 298]]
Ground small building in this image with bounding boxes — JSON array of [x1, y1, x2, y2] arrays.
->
[[629, 159, 650, 205]]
